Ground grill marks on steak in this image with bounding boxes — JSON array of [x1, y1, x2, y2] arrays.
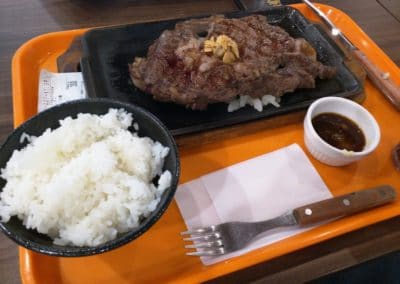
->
[[130, 15, 336, 110]]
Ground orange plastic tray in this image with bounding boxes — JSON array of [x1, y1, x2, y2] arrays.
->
[[12, 4, 400, 284]]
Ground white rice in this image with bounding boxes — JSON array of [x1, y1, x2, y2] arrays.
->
[[227, 94, 281, 112], [0, 108, 172, 247], [19, 132, 35, 144]]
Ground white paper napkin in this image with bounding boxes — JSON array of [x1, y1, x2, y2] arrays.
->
[[175, 143, 332, 265]]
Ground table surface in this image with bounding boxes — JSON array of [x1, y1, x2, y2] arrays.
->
[[0, 1, 399, 283]]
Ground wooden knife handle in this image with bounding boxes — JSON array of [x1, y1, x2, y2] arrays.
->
[[353, 50, 400, 111], [293, 185, 397, 225]]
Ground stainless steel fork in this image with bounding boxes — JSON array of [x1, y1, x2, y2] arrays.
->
[[181, 185, 396, 256]]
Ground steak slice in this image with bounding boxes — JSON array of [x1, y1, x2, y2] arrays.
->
[[130, 15, 336, 110]]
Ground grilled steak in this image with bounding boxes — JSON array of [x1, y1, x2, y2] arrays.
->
[[130, 15, 336, 110]]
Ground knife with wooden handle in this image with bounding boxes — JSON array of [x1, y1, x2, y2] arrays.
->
[[302, 0, 400, 111], [293, 185, 397, 225]]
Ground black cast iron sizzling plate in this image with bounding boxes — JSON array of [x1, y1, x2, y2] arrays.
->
[[80, 6, 362, 136]]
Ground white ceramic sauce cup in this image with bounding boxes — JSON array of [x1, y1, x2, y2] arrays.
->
[[304, 97, 380, 166]]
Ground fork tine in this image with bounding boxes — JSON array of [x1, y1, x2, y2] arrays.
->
[[180, 225, 216, 235], [186, 247, 225, 256], [182, 232, 220, 242], [185, 240, 223, 249]]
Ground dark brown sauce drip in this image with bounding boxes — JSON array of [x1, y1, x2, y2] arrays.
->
[[392, 144, 400, 170], [312, 112, 366, 152]]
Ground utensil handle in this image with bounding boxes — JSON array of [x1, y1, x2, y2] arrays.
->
[[352, 50, 400, 111], [293, 185, 396, 225]]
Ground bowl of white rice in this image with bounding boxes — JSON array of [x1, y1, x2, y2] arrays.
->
[[0, 98, 179, 256]]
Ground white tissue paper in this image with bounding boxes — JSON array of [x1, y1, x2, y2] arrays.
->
[[175, 143, 332, 265]]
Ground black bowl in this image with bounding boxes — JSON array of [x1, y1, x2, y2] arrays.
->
[[0, 98, 180, 256]]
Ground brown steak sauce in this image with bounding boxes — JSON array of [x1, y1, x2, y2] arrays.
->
[[312, 112, 366, 152]]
